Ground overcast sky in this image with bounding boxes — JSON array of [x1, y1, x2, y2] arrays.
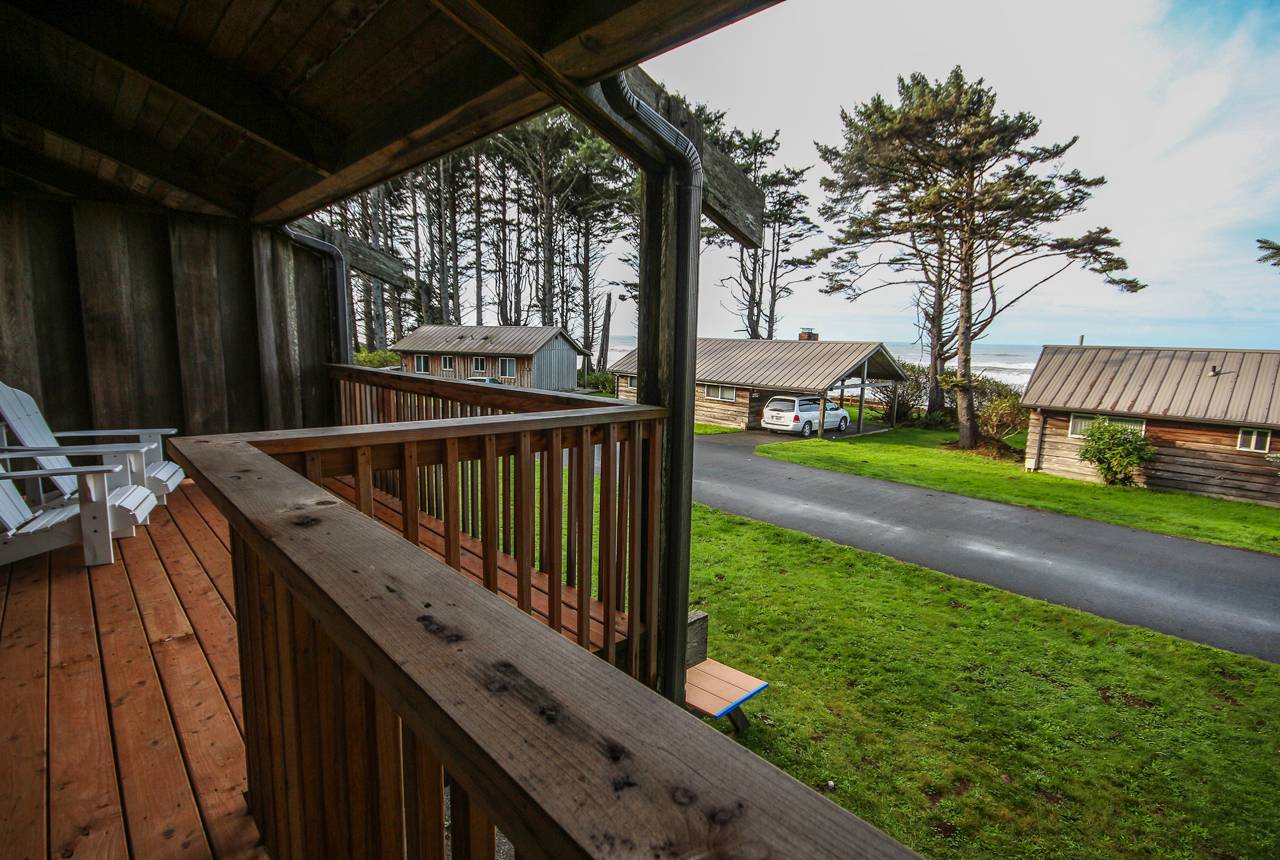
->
[[605, 0, 1280, 348]]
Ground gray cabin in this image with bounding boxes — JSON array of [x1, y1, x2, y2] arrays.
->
[[390, 325, 587, 391]]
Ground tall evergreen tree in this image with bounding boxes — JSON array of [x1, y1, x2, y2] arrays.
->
[[1259, 238, 1280, 269], [817, 67, 1144, 446]]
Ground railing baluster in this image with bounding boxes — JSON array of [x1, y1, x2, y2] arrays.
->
[[403, 729, 446, 860], [599, 423, 618, 664], [444, 437, 461, 569], [500, 453, 512, 554], [627, 421, 643, 679], [290, 593, 328, 853], [342, 664, 375, 855], [645, 420, 663, 687], [373, 695, 404, 856], [304, 450, 322, 486], [272, 576, 308, 858], [402, 442, 420, 546], [545, 428, 563, 634], [481, 435, 498, 592], [515, 432, 534, 612], [576, 425, 593, 649], [314, 625, 352, 855], [450, 779, 496, 860], [565, 445, 577, 587], [355, 445, 373, 516], [538, 442, 549, 569]]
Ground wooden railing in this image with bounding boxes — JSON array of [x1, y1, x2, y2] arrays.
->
[[244, 404, 666, 684], [171, 426, 916, 858]]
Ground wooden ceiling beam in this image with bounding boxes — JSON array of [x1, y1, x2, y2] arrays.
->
[[0, 139, 160, 208], [3, 0, 342, 176], [426, 0, 764, 247], [0, 72, 243, 217]]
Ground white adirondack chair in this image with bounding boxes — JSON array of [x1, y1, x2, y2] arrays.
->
[[0, 381, 184, 504], [1, 458, 157, 567]]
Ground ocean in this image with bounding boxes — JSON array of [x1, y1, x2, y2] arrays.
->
[[606, 335, 1042, 390]]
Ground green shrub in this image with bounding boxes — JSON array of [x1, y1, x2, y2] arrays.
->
[[577, 368, 616, 395], [977, 392, 1029, 440], [354, 349, 400, 368], [1079, 420, 1156, 485]]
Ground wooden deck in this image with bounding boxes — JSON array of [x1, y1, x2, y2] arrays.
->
[[0, 476, 638, 858], [0, 481, 264, 860]]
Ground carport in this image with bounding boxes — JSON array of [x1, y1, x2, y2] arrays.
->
[[613, 337, 908, 433]]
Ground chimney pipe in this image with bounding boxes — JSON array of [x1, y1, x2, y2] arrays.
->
[[799, 328, 818, 341]]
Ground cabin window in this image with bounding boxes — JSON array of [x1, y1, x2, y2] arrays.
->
[[440, 355, 455, 371], [414, 354, 430, 373], [705, 384, 737, 402], [472, 356, 486, 373], [627, 376, 637, 387], [1238, 428, 1271, 452], [498, 357, 516, 379], [1069, 413, 1145, 438]]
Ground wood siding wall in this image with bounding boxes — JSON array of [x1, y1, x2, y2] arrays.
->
[[401, 353, 534, 387], [618, 376, 752, 428], [1026, 410, 1280, 506], [0, 195, 336, 435]]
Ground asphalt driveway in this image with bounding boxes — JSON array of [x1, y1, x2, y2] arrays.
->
[[693, 431, 1280, 662]]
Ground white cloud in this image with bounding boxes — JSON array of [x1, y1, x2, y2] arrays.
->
[[604, 0, 1280, 348]]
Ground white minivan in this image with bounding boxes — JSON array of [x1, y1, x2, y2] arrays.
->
[[761, 395, 848, 437]]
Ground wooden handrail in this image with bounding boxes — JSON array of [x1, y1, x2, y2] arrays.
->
[[330, 364, 617, 412], [170, 432, 916, 859]]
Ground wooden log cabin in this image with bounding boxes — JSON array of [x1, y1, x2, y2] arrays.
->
[[613, 334, 907, 432], [391, 324, 588, 390], [1022, 345, 1280, 506], [0, 1, 919, 857]]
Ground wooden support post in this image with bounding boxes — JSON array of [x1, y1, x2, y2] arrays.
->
[[401, 441, 419, 546], [857, 359, 868, 435], [817, 394, 826, 439]]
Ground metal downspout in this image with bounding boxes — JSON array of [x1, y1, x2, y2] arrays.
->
[[600, 73, 703, 703], [282, 225, 353, 366]]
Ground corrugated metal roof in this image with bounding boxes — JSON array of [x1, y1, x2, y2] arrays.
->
[[610, 338, 906, 392], [389, 325, 587, 357], [1022, 345, 1280, 430]]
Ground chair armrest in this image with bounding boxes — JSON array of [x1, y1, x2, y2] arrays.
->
[[53, 428, 178, 438], [1, 464, 122, 480], [0, 442, 157, 456]]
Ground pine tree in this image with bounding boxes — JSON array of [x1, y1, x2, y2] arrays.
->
[[1259, 239, 1280, 269], [816, 67, 1144, 446]]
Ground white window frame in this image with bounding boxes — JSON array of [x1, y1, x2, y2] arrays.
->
[[440, 355, 455, 371], [413, 354, 430, 374], [498, 357, 516, 379], [1237, 427, 1272, 452], [1068, 413, 1146, 439], [472, 356, 486, 374], [705, 384, 736, 402]]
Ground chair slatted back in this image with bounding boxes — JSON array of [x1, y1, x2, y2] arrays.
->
[[0, 462, 35, 536], [0, 382, 77, 498]]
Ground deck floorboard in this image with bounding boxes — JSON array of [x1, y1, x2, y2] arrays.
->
[[0, 481, 265, 860]]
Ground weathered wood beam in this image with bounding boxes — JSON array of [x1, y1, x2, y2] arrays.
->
[[427, 0, 764, 247], [0, 139, 154, 208], [3, 0, 341, 175], [291, 217, 414, 289], [0, 72, 243, 217]]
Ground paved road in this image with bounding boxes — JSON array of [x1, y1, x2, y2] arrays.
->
[[693, 432, 1280, 662]]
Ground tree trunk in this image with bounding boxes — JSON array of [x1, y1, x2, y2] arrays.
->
[[473, 148, 483, 324], [581, 224, 593, 374], [435, 161, 451, 324], [954, 182, 978, 449], [596, 292, 611, 373], [540, 196, 554, 325]]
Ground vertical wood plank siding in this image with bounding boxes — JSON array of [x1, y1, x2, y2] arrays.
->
[[0, 196, 331, 434]]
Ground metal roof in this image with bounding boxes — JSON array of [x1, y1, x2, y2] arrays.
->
[[390, 325, 588, 358], [610, 338, 906, 392], [1021, 345, 1280, 430]]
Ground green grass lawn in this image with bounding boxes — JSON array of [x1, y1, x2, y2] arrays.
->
[[689, 504, 1280, 858], [694, 422, 741, 435], [756, 428, 1280, 556]]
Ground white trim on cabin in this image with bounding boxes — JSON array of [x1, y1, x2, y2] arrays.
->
[[440, 355, 455, 371], [705, 384, 737, 402], [498, 356, 516, 379], [1068, 413, 1146, 439], [472, 356, 486, 374], [414, 354, 430, 373], [1237, 428, 1272, 453]]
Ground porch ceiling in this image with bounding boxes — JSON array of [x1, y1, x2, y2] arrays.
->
[[0, 0, 775, 235]]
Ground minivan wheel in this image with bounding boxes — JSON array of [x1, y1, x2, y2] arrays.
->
[[801, 422, 813, 438]]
